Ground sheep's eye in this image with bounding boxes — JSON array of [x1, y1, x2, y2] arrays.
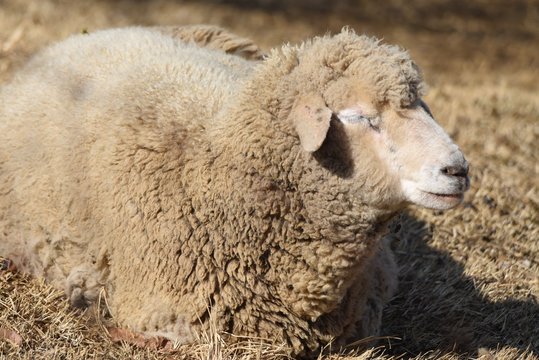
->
[[338, 111, 366, 124], [337, 109, 381, 131]]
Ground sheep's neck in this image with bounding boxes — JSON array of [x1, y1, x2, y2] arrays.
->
[[175, 63, 397, 340], [186, 118, 395, 325]]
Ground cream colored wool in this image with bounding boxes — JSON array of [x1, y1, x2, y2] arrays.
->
[[155, 24, 265, 60], [0, 26, 464, 358]]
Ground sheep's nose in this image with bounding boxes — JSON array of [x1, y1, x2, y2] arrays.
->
[[440, 163, 468, 178]]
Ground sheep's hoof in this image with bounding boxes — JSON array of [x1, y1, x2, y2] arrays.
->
[[0, 258, 17, 272], [66, 265, 102, 308]]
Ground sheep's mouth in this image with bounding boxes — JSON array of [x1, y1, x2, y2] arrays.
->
[[423, 191, 464, 203], [427, 192, 463, 198]]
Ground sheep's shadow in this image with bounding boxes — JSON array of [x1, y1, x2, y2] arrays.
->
[[378, 213, 539, 358]]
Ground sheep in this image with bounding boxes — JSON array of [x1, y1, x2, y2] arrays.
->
[[0, 26, 470, 357]]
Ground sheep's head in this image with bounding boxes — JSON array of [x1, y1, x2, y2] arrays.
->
[[283, 30, 469, 210]]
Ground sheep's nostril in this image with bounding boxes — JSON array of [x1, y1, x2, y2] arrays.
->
[[441, 165, 468, 178]]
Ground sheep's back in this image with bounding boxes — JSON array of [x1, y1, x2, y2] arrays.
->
[[0, 27, 251, 277], [2, 27, 252, 128]]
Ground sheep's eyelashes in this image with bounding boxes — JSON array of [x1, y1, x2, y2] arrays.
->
[[336, 109, 382, 132], [337, 109, 364, 124]]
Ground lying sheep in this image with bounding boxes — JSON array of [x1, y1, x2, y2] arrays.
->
[[0, 26, 470, 357]]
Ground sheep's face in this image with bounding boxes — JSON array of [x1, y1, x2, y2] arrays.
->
[[291, 82, 469, 211], [336, 90, 469, 210], [286, 31, 469, 210], [376, 100, 470, 210]]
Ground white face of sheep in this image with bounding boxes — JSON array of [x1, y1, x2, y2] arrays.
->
[[292, 89, 470, 210]]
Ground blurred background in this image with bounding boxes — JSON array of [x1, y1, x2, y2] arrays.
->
[[1, 0, 538, 85]]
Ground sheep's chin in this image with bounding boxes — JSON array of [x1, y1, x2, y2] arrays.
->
[[402, 182, 464, 210], [416, 191, 464, 210]]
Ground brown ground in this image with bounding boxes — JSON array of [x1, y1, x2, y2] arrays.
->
[[0, 0, 538, 359]]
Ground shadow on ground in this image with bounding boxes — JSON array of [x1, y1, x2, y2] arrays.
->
[[377, 213, 539, 358]]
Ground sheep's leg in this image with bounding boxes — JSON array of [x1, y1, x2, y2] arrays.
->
[[154, 25, 265, 60], [358, 237, 398, 339], [317, 237, 398, 353], [66, 264, 104, 308], [64, 246, 110, 308], [108, 289, 195, 344]]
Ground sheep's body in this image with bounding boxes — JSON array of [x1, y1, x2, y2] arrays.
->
[[0, 26, 469, 357]]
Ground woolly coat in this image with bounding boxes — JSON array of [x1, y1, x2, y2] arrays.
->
[[0, 27, 423, 357]]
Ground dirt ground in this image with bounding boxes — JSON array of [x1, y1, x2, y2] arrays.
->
[[0, 0, 538, 359]]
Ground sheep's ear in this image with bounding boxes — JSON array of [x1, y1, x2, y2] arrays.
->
[[290, 93, 332, 153]]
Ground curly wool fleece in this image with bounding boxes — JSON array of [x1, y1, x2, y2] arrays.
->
[[0, 27, 424, 357]]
